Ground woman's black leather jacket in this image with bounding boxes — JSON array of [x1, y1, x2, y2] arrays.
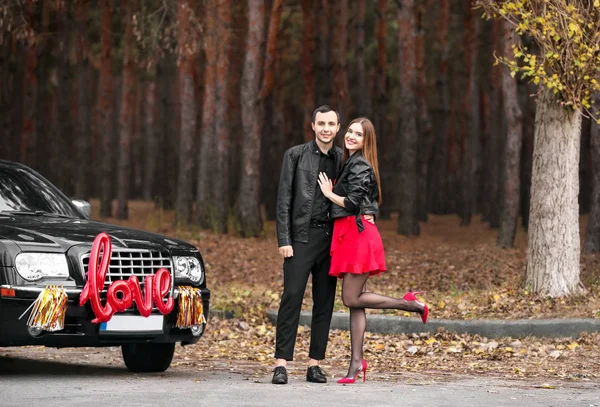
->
[[330, 152, 379, 232]]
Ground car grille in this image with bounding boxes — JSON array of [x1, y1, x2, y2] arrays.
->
[[80, 249, 173, 287]]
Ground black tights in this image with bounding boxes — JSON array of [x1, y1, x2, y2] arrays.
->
[[341, 273, 423, 378]]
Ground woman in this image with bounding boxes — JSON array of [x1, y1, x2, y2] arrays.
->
[[317, 117, 429, 384]]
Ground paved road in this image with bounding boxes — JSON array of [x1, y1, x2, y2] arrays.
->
[[1, 353, 599, 407]]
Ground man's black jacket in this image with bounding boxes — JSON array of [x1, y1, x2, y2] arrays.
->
[[276, 140, 342, 246]]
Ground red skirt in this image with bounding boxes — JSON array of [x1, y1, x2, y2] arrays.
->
[[329, 215, 387, 278]]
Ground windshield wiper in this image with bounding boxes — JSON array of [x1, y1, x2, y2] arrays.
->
[[1, 210, 75, 219]]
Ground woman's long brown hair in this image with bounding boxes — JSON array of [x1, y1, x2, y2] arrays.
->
[[343, 117, 382, 205]]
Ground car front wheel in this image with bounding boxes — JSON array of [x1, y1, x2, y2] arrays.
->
[[121, 342, 176, 372]]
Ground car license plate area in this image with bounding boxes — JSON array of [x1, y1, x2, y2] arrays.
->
[[99, 315, 164, 335]]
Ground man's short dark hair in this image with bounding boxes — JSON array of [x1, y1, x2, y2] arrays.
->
[[312, 105, 341, 124]]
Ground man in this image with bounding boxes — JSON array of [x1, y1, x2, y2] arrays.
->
[[272, 105, 342, 385]]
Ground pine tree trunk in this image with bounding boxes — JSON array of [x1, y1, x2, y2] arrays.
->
[[460, 0, 476, 226], [55, 9, 73, 195], [260, 1, 284, 221], [520, 82, 536, 229], [116, 2, 135, 220], [175, 0, 198, 225], [415, 0, 433, 222], [196, 0, 217, 228], [487, 19, 504, 228], [235, 0, 265, 237], [354, 0, 368, 116], [374, 0, 391, 217], [332, 0, 348, 123], [427, 0, 450, 214], [526, 86, 584, 297], [35, 1, 51, 177], [74, 0, 91, 200], [213, 0, 232, 232], [302, 0, 316, 141], [142, 70, 157, 201], [497, 25, 523, 248], [315, 0, 331, 106], [584, 93, 600, 253], [0, 33, 10, 159], [21, 0, 37, 167], [98, 0, 114, 217], [397, 0, 419, 236]]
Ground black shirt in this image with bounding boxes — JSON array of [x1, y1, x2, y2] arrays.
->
[[311, 147, 336, 222]]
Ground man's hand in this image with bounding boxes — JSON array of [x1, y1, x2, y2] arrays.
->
[[279, 245, 294, 258], [364, 214, 375, 224]]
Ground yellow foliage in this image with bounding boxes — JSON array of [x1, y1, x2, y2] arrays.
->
[[475, 0, 600, 119]]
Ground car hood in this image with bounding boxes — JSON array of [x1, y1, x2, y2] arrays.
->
[[0, 215, 194, 253]]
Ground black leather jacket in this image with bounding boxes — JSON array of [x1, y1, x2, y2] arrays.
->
[[330, 152, 379, 232], [276, 140, 343, 246]]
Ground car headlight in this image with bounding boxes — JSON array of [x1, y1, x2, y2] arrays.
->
[[15, 253, 69, 281], [173, 256, 203, 284]]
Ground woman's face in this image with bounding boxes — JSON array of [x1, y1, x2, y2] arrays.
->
[[345, 122, 364, 154]]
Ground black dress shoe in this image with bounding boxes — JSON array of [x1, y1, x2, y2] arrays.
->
[[272, 366, 288, 384], [306, 366, 327, 383]]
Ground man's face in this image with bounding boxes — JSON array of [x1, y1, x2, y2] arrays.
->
[[311, 111, 340, 146]]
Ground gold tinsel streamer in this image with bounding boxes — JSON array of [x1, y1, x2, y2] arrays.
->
[[176, 286, 207, 328], [27, 285, 68, 331]]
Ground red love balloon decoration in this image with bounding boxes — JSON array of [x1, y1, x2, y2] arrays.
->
[[80, 233, 175, 323]]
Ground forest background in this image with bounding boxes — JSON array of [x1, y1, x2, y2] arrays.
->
[[2, 0, 600, 381], [2, 1, 600, 311]]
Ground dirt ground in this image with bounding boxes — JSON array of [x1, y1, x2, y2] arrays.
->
[[5, 200, 598, 383]]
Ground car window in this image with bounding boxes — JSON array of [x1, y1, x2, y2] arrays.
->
[[0, 167, 82, 218]]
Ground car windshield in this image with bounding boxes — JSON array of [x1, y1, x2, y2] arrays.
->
[[0, 167, 82, 218]]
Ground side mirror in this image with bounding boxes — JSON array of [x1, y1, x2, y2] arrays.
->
[[72, 199, 91, 219]]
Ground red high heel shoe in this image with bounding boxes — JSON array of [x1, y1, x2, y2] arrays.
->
[[403, 291, 429, 324], [337, 359, 368, 384]]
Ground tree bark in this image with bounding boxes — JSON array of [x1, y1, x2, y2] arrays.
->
[[315, 0, 332, 107], [235, 0, 265, 237], [374, 0, 390, 217], [260, 0, 283, 100], [302, 0, 316, 141], [175, 0, 198, 225], [584, 93, 600, 253], [74, 0, 91, 200], [497, 25, 523, 248], [142, 70, 157, 201], [260, 2, 284, 220], [55, 6, 73, 194], [373, 0, 398, 218], [459, 0, 477, 226], [519, 82, 536, 229], [427, 0, 450, 215], [525, 86, 584, 297], [196, 0, 217, 228], [36, 1, 51, 177], [331, 0, 349, 124], [213, 0, 233, 232], [97, 0, 114, 217], [397, 0, 419, 236], [21, 0, 37, 166], [415, 0, 433, 222], [487, 19, 504, 228], [354, 0, 368, 116], [117, 1, 136, 220]]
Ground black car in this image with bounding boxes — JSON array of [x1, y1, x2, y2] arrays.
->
[[0, 160, 210, 372]]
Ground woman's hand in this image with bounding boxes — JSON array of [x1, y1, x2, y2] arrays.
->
[[317, 172, 333, 199]]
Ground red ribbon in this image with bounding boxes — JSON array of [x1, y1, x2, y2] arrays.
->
[[80, 233, 175, 323]]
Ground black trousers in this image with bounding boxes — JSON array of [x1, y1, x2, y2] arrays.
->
[[274, 226, 337, 361]]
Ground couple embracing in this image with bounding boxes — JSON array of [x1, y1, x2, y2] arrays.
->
[[272, 106, 429, 385]]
